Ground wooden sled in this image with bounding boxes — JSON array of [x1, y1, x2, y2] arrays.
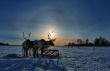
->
[[43, 50, 59, 57]]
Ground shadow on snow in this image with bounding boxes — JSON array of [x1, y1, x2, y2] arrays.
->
[[0, 54, 67, 71]]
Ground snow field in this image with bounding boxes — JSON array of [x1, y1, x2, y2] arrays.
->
[[0, 46, 110, 71]]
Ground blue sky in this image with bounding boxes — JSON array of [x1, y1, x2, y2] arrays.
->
[[0, 0, 110, 45]]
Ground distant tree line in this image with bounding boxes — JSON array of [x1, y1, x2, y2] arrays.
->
[[68, 36, 110, 47], [0, 42, 9, 45]]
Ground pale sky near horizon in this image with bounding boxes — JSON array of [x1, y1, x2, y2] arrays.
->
[[0, 0, 110, 46]]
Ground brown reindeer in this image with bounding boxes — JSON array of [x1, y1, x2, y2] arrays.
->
[[32, 31, 56, 57], [22, 32, 32, 57]]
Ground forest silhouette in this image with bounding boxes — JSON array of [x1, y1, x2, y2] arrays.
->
[[0, 42, 9, 45], [68, 36, 110, 47]]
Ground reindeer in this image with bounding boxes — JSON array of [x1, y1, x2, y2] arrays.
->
[[32, 31, 56, 57], [22, 32, 32, 57]]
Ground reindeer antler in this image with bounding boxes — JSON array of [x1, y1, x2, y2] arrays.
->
[[23, 32, 31, 40], [47, 30, 56, 41], [47, 31, 51, 40], [23, 32, 27, 40], [27, 32, 31, 39], [51, 30, 54, 33]]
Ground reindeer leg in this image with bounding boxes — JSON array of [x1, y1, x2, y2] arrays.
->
[[24, 49, 25, 57], [29, 48, 31, 56], [26, 49, 28, 57], [33, 48, 34, 57], [37, 48, 38, 57], [41, 48, 44, 57], [33, 48, 36, 57], [24, 48, 27, 57], [35, 48, 38, 57], [34, 48, 36, 57]]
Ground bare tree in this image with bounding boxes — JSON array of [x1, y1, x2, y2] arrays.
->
[[77, 39, 82, 49]]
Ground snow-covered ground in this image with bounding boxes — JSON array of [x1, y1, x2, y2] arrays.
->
[[0, 46, 110, 71]]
